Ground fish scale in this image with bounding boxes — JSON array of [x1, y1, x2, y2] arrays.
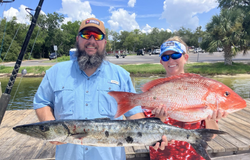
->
[[109, 73, 246, 122], [13, 118, 227, 160]]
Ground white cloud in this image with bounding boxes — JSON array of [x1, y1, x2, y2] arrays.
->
[[3, 5, 31, 24], [141, 24, 152, 33], [166, 29, 172, 32], [142, 24, 172, 34], [161, 0, 218, 30], [59, 0, 95, 24], [109, 6, 115, 12], [137, 14, 161, 18], [128, 0, 136, 7], [108, 8, 139, 31]]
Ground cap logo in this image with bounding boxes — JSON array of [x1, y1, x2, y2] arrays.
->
[[86, 19, 100, 25], [165, 42, 175, 47]]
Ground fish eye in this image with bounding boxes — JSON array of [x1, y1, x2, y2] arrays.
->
[[39, 125, 49, 132], [224, 91, 230, 97]]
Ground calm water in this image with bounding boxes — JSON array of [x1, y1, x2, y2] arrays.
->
[[1, 76, 250, 110], [133, 76, 250, 98]]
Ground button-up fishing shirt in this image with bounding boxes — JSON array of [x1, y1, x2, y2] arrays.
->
[[33, 60, 142, 160]]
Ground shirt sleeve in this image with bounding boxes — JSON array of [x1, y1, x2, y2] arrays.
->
[[123, 75, 143, 117], [33, 73, 55, 110]]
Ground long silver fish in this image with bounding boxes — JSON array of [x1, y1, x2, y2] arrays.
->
[[13, 118, 226, 160]]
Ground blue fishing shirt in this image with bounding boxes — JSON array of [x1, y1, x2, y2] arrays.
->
[[33, 60, 143, 160]]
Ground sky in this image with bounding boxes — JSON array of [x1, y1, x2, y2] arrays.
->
[[0, 0, 221, 33]]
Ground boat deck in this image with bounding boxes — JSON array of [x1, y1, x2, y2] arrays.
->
[[0, 99, 250, 160]]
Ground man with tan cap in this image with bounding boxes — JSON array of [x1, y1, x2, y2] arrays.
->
[[33, 17, 169, 160]]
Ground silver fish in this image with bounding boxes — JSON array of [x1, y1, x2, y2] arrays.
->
[[13, 118, 226, 160]]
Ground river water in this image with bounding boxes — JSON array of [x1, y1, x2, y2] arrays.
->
[[1, 76, 250, 110]]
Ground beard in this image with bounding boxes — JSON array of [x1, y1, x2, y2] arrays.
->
[[75, 41, 106, 71]]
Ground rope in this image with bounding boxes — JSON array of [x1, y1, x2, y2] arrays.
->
[[8, 27, 41, 109], [0, 15, 8, 59], [1, 25, 20, 63], [0, 2, 11, 60], [1, 3, 7, 18]]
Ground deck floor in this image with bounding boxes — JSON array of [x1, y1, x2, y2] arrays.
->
[[0, 99, 250, 160]]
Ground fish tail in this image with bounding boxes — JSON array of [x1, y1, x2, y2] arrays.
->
[[108, 91, 137, 118], [191, 129, 226, 160]]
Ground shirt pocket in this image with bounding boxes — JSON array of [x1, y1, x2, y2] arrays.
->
[[97, 81, 120, 118], [54, 87, 75, 119]]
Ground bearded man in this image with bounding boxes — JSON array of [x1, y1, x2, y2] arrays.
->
[[33, 18, 168, 160]]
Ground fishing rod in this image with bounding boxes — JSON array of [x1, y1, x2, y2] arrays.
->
[[0, 0, 15, 3], [0, 0, 44, 125]]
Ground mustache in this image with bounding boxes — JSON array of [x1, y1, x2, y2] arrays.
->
[[75, 42, 105, 71]]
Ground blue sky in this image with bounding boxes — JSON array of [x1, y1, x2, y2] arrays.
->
[[0, 0, 221, 33]]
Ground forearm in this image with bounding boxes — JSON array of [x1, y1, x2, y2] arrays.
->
[[205, 119, 219, 139], [205, 119, 218, 130], [35, 106, 55, 122], [126, 112, 145, 120]]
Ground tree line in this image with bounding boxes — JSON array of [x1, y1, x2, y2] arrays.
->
[[0, 0, 249, 65]]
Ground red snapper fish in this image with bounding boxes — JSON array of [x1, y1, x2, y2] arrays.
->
[[108, 73, 246, 122]]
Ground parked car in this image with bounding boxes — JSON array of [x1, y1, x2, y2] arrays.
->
[[152, 48, 161, 54], [217, 47, 223, 52], [194, 48, 204, 53], [147, 49, 152, 56], [49, 52, 57, 60], [137, 49, 145, 56]]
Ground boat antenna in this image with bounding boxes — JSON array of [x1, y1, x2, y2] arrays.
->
[[0, 0, 44, 125]]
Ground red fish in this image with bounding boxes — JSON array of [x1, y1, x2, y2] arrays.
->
[[108, 73, 246, 121]]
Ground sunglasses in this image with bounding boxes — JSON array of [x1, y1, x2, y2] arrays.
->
[[161, 52, 183, 62], [79, 30, 105, 41]]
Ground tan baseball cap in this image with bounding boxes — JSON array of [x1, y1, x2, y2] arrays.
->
[[78, 18, 106, 35]]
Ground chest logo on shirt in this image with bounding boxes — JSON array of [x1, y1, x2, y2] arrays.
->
[[111, 80, 119, 85]]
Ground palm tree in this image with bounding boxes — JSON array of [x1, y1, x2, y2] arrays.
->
[[218, 0, 250, 54], [205, 9, 244, 65]]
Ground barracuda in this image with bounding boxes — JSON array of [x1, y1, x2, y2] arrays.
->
[[13, 118, 226, 160]]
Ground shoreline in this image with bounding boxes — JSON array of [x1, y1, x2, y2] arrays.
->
[[1, 73, 250, 78]]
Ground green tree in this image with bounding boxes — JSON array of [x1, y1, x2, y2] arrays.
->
[[0, 32, 21, 62], [105, 28, 112, 53], [205, 9, 244, 65], [118, 30, 130, 51], [148, 28, 161, 48], [110, 30, 119, 54], [44, 12, 64, 57], [218, 0, 250, 52]]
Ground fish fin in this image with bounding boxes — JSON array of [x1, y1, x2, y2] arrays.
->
[[151, 139, 163, 147], [174, 105, 208, 112], [190, 139, 211, 160], [108, 91, 137, 118], [141, 73, 202, 92], [190, 129, 227, 160], [71, 133, 88, 139]]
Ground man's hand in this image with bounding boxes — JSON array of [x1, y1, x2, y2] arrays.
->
[[206, 109, 228, 121], [152, 135, 174, 150], [151, 104, 168, 122], [49, 141, 66, 145]]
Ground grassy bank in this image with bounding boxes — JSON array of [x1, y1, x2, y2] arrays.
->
[[121, 62, 250, 76], [0, 62, 250, 77]]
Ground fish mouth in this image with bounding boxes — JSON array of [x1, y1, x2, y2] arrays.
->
[[13, 125, 46, 140], [227, 101, 247, 113]]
